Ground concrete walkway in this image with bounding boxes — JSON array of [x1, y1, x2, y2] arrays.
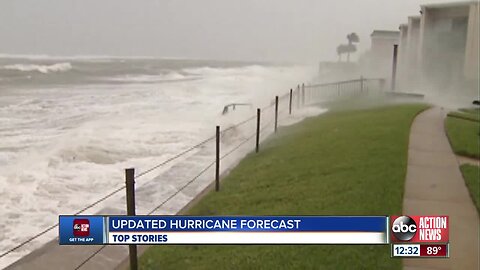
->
[[403, 107, 479, 270], [456, 155, 480, 167]]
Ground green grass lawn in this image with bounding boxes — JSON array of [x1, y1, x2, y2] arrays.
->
[[445, 115, 480, 158], [459, 108, 480, 115], [460, 164, 480, 213], [140, 104, 427, 270], [448, 110, 480, 122]]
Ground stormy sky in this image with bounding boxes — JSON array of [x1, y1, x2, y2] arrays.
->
[[0, 0, 468, 62]]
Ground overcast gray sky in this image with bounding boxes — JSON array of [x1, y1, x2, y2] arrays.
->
[[0, 0, 468, 62]]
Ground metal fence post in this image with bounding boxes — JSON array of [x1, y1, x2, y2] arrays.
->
[[360, 76, 364, 93], [301, 83, 305, 106], [274, 96, 279, 133], [256, 108, 260, 153], [215, 126, 220, 191], [289, 89, 293, 115], [296, 85, 300, 108], [125, 168, 138, 270], [391, 44, 398, 91]]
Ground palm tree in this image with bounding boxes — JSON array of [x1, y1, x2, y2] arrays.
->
[[337, 33, 360, 62], [346, 33, 359, 62], [347, 33, 360, 44]]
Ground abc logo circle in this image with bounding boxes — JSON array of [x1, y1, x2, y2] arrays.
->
[[392, 216, 417, 241]]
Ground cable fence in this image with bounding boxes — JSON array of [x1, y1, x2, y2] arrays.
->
[[0, 183, 129, 260], [71, 91, 295, 270], [220, 114, 257, 135], [0, 104, 266, 262], [73, 128, 260, 269], [134, 135, 216, 180], [0, 136, 212, 261], [2, 76, 386, 269]]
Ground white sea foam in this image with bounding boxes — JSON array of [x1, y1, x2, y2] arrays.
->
[[0, 63, 319, 268], [106, 72, 197, 83], [3, 62, 72, 73]]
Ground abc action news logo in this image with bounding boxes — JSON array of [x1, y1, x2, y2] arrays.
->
[[390, 216, 449, 243], [73, 219, 90, 237]]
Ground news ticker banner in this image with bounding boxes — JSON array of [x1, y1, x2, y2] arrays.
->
[[59, 215, 449, 250], [59, 216, 387, 245]]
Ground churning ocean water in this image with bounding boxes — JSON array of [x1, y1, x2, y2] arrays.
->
[[0, 55, 317, 267]]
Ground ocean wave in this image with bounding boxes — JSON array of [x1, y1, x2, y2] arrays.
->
[[183, 65, 268, 77], [106, 72, 201, 83], [2, 62, 72, 74]]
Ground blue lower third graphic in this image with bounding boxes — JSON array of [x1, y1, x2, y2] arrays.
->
[[59, 216, 106, 245]]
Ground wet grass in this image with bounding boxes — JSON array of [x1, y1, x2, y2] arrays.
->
[[445, 114, 480, 159], [460, 164, 480, 213], [448, 110, 480, 123], [140, 104, 428, 270]]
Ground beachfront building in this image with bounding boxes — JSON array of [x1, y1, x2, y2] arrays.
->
[[404, 16, 422, 88], [367, 30, 400, 78], [417, 1, 479, 92], [398, 24, 409, 89]]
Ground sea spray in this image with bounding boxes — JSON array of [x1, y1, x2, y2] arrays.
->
[[0, 57, 317, 267], [3, 62, 72, 73]]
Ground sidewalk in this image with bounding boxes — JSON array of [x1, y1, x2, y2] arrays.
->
[[403, 107, 479, 270]]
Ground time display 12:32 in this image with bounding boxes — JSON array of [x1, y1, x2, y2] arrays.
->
[[392, 244, 420, 257]]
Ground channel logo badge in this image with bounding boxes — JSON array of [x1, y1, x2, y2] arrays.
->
[[391, 216, 417, 241], [390, 215, 449, 243], [73, 219, 90, 237]]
